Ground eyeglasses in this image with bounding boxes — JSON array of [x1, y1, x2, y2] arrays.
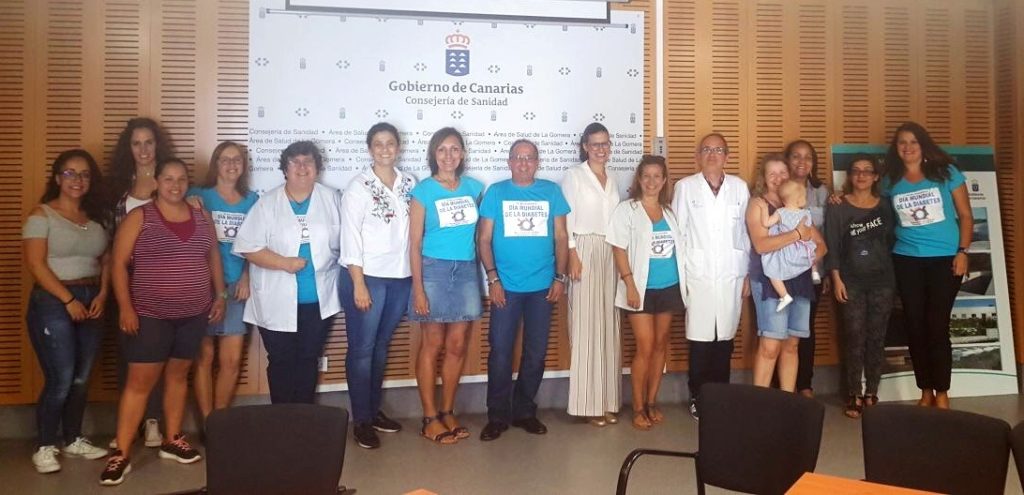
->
[[218, 156, 244, 165], [700, 146, 729, 156], [288, 158, 317, 169], [60, 169, 92, 181], [587, 141, 612, 149], [511, 154, 538, 163]]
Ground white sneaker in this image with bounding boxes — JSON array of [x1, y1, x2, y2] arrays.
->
[[811, 269, 822, 284], [776, 294, 794, 312], [108, 438, 117, 450], [63, 436, 109, 460], [32, 445, 61, 474], [144, 419, 162, 448]]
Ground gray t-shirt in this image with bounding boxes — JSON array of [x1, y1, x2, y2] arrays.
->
[[22, 204, 108, 280]]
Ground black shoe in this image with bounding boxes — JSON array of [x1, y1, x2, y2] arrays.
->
[[479, 421, 509, 441], [511, 417, 548, 435], [354, 423, 380, 449], [158, 434, 201, 464], [688, 399, 700, 421], [99, 450, 132, 486], [372, 411, 402, 433]]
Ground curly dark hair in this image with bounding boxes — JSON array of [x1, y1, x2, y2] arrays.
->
[[41, 149, 112, 229], [107, 117, 173, 205]]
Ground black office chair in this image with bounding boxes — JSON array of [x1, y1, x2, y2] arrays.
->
[[203, 403, 349, 495], [1010, 420, 1024, 492], [616, 383, 825, 495], [862, 404, 1010, 495]]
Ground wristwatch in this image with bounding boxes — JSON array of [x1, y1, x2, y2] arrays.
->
[[554, 273, 568, 284], [957, 247, 969, 255], [487, 277, 501, 286]]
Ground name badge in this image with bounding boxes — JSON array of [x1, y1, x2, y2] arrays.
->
[[296, 215, 311, 244], [650, 230, 674, 259], [212, 211, 245, 243], [502, 200, 549, 237], [435, 196, 478, 228], [893, 187, 946, 227]]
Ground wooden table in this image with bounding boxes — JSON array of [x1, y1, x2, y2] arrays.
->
[[787, 472, 943, 494]]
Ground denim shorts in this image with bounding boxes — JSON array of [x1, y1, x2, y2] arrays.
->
[[750, 281, 811, 339], [409, 256, 482, 323], [208, 281, 248, 337]]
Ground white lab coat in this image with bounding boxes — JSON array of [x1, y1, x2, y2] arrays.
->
[[606, 200, 687, 311], [233, 183, 342, 332], [671, 173, 750, 341]]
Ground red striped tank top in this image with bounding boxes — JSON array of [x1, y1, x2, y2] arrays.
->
[[130, 202, 215, 319]]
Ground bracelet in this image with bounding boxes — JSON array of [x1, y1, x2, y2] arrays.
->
[[795, 229, 803, 241], [487, 277, 501, 286], [957, 247, 969, 254], [485, 267, 497, 274], [62, 296, 76, 305], [620, 272, 633, 280]]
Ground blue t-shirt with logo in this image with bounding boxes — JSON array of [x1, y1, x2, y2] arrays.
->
[[479, 179, 571, 293], [646, 218, 679, 289], [882, 164, 966, 257], [187, 187, 258, 284], [411, 176, 484, 261], [289, 196, 318, 304]]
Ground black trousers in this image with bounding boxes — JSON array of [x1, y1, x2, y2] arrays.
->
[[892, 254, 962, 392], [795, 285, 824, 392], [259, 303, 332, 404], [687, 337, 734, 400]]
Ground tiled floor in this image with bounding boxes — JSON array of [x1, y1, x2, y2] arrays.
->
[[3, 394, 1023, 495]]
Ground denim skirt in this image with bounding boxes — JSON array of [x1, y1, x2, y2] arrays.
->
[[409, 256, 482, 323]]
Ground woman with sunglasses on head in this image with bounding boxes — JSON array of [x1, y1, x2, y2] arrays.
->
[[24, 150, 112, 474], [561, 122, 623, 427], [825, 154, 896, 418], [187, 142, 258, 423]]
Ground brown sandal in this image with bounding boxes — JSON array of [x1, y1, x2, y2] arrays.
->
[[843, 395, 863, 419], [645, 404, 664, 424], [632, 410, 652, 430], [421, 417, 457, 445], [437, 410, 470, 440]]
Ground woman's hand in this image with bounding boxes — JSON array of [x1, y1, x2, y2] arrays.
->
[[952, 252, 969, 277], [119, 307, 140, 335], [86, 292, 107, 319], [413, 288, 430, 316], [354, 282, 373, 311], [185, 195, 205, 211], [626, 285, 641, 309], [795, 222, 814, 243], [827, 192, 844, 205], [568, 250, 583, 281], [490, 282, 506, 308], [208, 298, 226, 323], [831, 271, 848, 303], [65, 299, 89, 322], [235, 273, 251, 301]]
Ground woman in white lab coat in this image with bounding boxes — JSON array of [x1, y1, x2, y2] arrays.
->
[[233, 141, 342, 404], [561, 122, 623, 426], [607, 155, 685, 430]]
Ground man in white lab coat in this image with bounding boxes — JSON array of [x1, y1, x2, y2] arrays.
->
[[671, 132, 750, 419]]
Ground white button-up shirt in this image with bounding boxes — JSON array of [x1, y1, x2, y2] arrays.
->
[[672, 173, 751, 341], [340, 168, 416, 278], [606, 200, 687, 310], [560, 161, 622, 249], [233, 183, 342, 332]]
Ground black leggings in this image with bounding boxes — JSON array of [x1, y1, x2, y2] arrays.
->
[[841, 284, 894, 396], [892, 254, 962, 392]]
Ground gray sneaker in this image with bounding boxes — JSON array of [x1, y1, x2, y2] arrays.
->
[[64, 437, 109, 460], [32, 445, 61, 474]]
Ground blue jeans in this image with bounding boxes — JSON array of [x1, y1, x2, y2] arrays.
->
[[751, 281, 811, 339], [26, 286, 104, 447], [339, 267, 411, 424], [486, 289, 552, 422], [259, 303, 331, 404]]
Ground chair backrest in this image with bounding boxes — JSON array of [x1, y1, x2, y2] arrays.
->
[[205, 404, 348, 495], [696, 383, 825, 495], [1011, 421, 1024, 492], [862, 404, 1010, 495]]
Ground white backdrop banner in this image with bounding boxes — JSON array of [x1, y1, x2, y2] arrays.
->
[[248, 0, 644, 195]]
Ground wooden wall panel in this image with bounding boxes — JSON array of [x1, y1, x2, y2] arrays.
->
[[0, 0, 31, 404]]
